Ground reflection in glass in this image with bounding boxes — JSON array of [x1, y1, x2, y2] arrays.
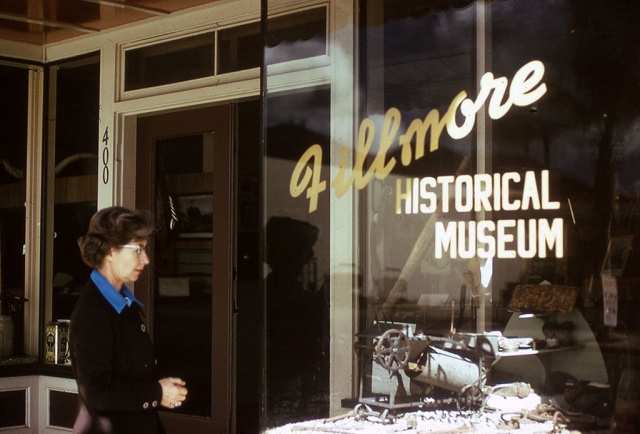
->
[[218, 23, 261, 74], [488, 0, 640, 311], [50, 57, 100, 324], [265, 89, 331, 426], [125, 33, 216, 91], [219, 7, 327, 74], [153, 133, 214, 418], [357, 2, 640, 431], [235, 99, 262, 434], [266, 7, 327, 64], [0, 64, 29, 360], [360, 0, 476, 336]]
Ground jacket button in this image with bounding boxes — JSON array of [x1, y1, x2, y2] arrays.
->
[[152, 401, 158, 407], [143, 402, 149, 409], [141, 324, 146, 332]]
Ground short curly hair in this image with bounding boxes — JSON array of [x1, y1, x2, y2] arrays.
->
[[78, 206, 156, 268]]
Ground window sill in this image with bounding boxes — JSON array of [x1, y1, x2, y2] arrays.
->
[[0, 359, 73, 379]]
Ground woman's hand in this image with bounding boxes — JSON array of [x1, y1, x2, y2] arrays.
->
[[159, 377, 188, 409]]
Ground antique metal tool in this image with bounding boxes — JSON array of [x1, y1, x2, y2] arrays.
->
[[355, 323, 500, 423]]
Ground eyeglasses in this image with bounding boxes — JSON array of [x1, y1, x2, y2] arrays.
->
[[121, 244, 150, 256]]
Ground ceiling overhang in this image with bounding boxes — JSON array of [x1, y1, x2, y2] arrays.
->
[[0, 0, 219, 46]]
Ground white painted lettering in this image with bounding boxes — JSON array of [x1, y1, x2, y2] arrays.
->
[[396, 178, 412, 215], [419, 177, 438, 213], [538, 218, 564, 258], [455, 175, 473, 213], [510, 60, 547, 107], [517, 219, 537, 258], [458, 221, 476, 259], [435, 221, 457, 259], [522, 171, 541, 210], [474, 174, 492, 212], [438, 176, 454, 213], [477, 220, 496, 258], [502, 172, 521, 211], [497, 219, 517, 258], [541, 170, 560, 209]]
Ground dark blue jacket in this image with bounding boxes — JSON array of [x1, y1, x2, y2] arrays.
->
[[70, 279, 165, 434]]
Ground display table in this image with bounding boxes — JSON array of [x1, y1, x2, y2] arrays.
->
[[493, 309, 608, 389], [497, 344, 584, 358]]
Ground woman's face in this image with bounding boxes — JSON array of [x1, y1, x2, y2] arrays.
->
[[101, 239, 150, 290]]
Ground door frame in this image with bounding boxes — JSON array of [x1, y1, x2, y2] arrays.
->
[[117, 104, 233, 433]]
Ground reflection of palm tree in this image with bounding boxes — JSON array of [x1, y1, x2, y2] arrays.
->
[[1, 153, 97, 179], [1, 158, 23, 178]]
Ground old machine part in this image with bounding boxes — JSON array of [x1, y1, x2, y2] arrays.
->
[[355, 322, 500, 422]]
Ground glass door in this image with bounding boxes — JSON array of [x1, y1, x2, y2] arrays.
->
[[136, 105, 231, 433]]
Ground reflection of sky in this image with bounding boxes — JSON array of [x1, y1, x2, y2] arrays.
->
[[266, 87, 331, 137], [360, 0, 640, 197], [264, 0, 640, 199], [265, 36, 326, 65], [383, 6, 476, 62]]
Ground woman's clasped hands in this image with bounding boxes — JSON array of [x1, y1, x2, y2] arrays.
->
[[159, 377, 188, 409]]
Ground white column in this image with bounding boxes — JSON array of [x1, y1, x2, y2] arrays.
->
[[329, 0, 357, 416]]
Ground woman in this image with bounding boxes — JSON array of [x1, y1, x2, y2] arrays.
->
[[70, 206, 187, 434]]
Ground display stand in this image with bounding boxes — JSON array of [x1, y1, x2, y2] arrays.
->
[[494, 309, 608, 389]]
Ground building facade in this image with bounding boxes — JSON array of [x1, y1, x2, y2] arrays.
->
[[1, 0, 639, 432]]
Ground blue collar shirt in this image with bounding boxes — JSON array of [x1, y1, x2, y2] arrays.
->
[[91, 269, 144, 314]]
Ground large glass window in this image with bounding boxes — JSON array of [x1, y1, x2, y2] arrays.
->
[[0, 63, 30, 363], [262, 0, 640, 432], [125, 33, 216, 91], [354, 0, 638, 430], [46, 56, 99, 334], [264, 88, 331, 427], [359, 0, 477, 334], [124, 7, 327, 92]]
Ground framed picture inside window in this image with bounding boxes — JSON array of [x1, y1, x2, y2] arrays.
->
[[601, 235, 634, 277]]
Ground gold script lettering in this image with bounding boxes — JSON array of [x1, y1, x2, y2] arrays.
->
[[332, 110, 398, 197], [289, 144, 326, 213], [291, 60, 547, 213]]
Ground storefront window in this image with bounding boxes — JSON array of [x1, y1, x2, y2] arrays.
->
[[263, 0, 640, 432], [357, 0, 638, 430], [359, 0, 477, 334], [47, 56, 99, 331], [0, 63, 29, 362], [265, 88, 331, 427]]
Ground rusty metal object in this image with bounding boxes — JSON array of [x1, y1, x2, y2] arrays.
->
[[508, 284, 580, 315], [457, 385, 484, 412], [355, 324, 499, 418], [374, 329, 410, 371]]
